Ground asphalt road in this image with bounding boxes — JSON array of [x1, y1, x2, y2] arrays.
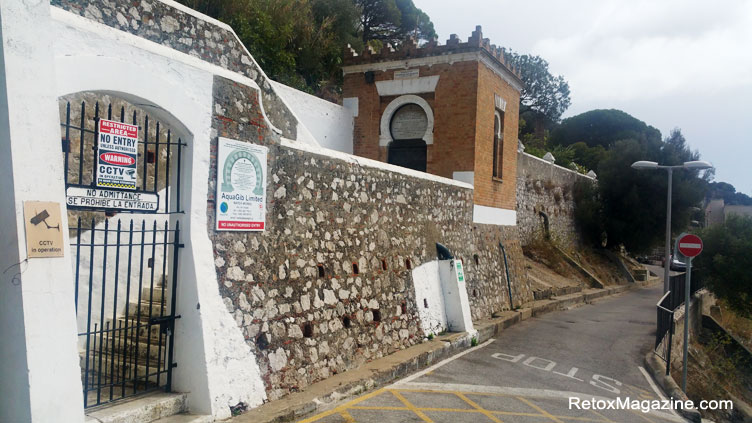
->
[[302, 283, 686, 423], [644, 264, 682, 281]]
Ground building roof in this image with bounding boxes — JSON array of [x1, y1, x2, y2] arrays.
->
[[343, 26, 524, 90]]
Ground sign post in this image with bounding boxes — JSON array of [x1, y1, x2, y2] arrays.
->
[[677, 233, 703, 393]]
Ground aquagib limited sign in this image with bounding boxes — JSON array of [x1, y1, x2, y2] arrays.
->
[[96, 119, 138, 190], [215, 138, 268, 231]]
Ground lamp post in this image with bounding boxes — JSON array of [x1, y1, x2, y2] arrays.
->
[[631, 160, 713, 293]]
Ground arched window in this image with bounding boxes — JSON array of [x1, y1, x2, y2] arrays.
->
[[493, 110, 504, 178], [387, 103, 428, 172]]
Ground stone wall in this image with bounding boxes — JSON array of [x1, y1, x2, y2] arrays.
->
[[52, 0, 298, 140], [516, 151, 595, 248], [49, 0, 538, 408], [207, 76, 532, 400]]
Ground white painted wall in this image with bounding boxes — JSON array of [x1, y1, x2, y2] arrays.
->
[[47, 7, 270, 419], [473, 204, 517, 226], [411, 261, 448, 336], [453, 171, 475, 185], [438, 260, 474, 333], [0, 1, 85, 421], [411, 259, 475, 336], [272, 81, 354, 154]]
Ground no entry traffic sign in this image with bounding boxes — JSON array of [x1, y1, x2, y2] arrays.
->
[[678, 233, 703, 258]]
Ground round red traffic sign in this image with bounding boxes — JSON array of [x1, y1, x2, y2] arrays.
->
[[678, 234, 703, 258]]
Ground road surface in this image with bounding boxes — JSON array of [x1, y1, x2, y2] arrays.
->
[[301, 282, 685, 423]]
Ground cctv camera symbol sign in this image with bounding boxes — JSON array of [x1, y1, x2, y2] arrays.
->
[[678, 234, 703, 258], [96, 119, 138, 190]]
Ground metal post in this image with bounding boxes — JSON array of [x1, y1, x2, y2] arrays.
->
[[663, 168, 673, 293], [665, 316, 673, 376], [499, 243, 514, 308], [682, 256, 692, 392]]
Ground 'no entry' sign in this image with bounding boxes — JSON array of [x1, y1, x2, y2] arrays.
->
[[678, 233, 703, 258]]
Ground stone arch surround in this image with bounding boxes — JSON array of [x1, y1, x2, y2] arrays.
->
[[379, 94, 434, 146]]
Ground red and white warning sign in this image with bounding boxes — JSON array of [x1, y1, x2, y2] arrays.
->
[[96, 119, 139, 190], [678, 233, 703, 258]]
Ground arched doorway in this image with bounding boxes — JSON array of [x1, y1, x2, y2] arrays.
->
[[60, 92, 186, 408], [387, 103, 428, 172]]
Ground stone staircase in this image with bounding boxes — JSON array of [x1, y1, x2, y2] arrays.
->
[[81, 283, 209, 422]]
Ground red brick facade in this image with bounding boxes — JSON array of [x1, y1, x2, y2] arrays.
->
[[342, 26, 522, 211]]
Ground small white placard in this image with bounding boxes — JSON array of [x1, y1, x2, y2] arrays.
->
[[66, 187, 159, 212], [216, 138, 268, 231], [394, 69, 419, 80]]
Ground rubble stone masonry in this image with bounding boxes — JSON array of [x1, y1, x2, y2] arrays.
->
[[52, 0, 298, 140], [516, 152, 595, 249], [208, 76, 532, 400]]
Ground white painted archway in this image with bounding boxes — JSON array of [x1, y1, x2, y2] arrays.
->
[[379, 94, 434, 146], [52, 19, 269, 418]]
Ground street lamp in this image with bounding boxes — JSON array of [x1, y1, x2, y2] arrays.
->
[[631, 160, 713, 293]]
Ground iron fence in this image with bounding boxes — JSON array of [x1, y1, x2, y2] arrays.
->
[[654, 270, 705, 375], [72, 217, 182, 408], [61, 100, 186, 214]]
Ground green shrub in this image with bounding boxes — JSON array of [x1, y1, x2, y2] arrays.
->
[[696, 215, 752, 318]]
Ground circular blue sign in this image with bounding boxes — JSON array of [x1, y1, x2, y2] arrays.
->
[[220, 202, 229, 213]]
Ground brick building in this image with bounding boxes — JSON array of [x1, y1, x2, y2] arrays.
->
[[342, 26, 524, 225]]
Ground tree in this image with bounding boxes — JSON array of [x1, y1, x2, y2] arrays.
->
[[707, 181, 752, 205], [356, 0, 436, 46], [574, 128, 706, 253], [177, 0, 433, 95], [503, 51, 571, 139], [696, 214, 752, 318], [550, 109, 662, 148]]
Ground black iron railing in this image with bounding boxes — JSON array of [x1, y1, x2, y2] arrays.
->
[[61, 101, 186, 215], [654, 271, 704, 374], [72, 218, 182, 408]]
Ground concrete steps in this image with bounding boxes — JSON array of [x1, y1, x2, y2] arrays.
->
[[83, 352, 164, 385], [85, 392, 190, 423], [102, 334, 167, 362], [81, 280, 191, 422], [152, 414, 213, 423]]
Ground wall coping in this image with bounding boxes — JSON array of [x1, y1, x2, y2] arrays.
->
[[519, 151, 596, 181], [280, 138, 473, 190]]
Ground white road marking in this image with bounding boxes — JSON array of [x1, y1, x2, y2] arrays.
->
[[639, 366, 679, 417], [490, 351, 622, 395], [553, 367, 584, 382], [679, 243, 701, 249], [397, 381, 685, 422], [389, 338, 495, 386]]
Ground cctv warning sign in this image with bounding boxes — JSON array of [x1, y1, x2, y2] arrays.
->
[[97, 119, 138, 190]]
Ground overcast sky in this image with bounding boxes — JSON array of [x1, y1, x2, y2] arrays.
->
[[414, 0, 752, 195]]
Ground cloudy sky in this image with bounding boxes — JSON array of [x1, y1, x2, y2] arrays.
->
[[415, 0, 752, 194]]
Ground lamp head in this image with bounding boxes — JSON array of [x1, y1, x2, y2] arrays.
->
[[631, 161, 659, 170], [683, 160, 713, 170]]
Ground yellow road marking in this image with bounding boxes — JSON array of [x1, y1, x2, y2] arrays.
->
[[455, 392, 503, 423], [297, 388, 387, 423], [350, 406, 408, 411], [516, 396, 565, 423], [630, 410, 655, 423], [393, 387, 515, 397], [589, 409, 614, 422], [389, 390, 434, 422], [339, 409, 356, 423], [301, 387, 650, 423]]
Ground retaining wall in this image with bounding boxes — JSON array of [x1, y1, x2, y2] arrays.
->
[[206, 83, 533, 398], [516, 152, 595, 248]]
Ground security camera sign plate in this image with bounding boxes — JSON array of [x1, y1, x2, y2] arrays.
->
[[96, 119, 138, 190]]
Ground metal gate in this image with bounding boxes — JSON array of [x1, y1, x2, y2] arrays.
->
[[60, 98, 185, 408]]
